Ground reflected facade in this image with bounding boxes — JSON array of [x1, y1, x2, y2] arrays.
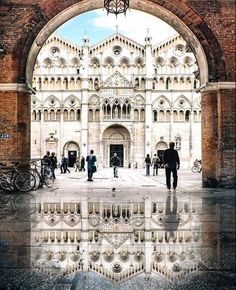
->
[[31, 193, 202, 283]]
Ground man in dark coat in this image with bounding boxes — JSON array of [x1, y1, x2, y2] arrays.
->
[[163, 142, 180, 192], [111, 153, 120, 178], [86, 150, 97, 181]]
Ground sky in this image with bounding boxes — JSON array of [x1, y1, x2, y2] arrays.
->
[[56, 9, 177, 46]]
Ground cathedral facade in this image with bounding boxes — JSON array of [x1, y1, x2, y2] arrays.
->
[[31, 32, 201, 168]]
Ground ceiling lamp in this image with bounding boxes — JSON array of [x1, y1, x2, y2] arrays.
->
[[104, 0, 129, 17]]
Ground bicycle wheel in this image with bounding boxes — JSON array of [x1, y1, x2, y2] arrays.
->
[[0, 173, 17, 192], [191, 166, 198, 173], [29, 169, 41, 190], [44, 175, 54, 188], [0, 179, 16, 192], [14, 172, 36, 192]]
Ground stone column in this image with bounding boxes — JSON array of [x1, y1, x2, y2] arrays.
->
[[80, 35, 90, 158], [80, 196, 89, 271], [144, 35, 153, 157], [200, 82, 235, 187], [0, 83, 32, 164], [144, 196, 152, 275]]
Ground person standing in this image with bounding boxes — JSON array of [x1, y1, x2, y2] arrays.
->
[[152, 154, 160, 176], [163, 142, 180, 192], [50, 152, 57, 179], [80, 156, 85, 171], [86, 150, 97, 181], [64, 157, 70, 173], [111, 153, 120, 178], [145, 154, 151, 176], [75, 157, 80, 172], [43, 151, 51, 166], [60, 154, 66, 173]]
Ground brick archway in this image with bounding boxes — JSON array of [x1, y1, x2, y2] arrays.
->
[[0, 0, 235, 187]]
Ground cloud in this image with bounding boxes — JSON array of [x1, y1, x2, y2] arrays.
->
[[91, 9, 177, 45]]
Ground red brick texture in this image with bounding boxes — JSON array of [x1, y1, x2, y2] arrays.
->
[[0, 0, 235, 187], [0, 91, 31, 164]]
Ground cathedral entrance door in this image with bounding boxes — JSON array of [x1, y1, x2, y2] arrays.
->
[[110, 145, 123, 167], [68, 151, 77, 167]]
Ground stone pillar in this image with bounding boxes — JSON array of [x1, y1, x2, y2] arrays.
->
[[60, 106, 64, 155], [81, 196, 89, 271], [0, 83, 32, 164], [201, 82, 235, 187], [80, 35, 90, 158], [144, 34, 153, 157], [144, 196, 152, 275]]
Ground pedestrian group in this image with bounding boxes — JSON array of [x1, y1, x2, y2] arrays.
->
[[42, 140, 181, 192]]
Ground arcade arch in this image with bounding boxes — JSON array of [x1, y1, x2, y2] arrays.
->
[[0, 0, 234, 187]]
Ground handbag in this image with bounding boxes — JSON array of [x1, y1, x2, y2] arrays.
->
[[92, 165, 97, 173]]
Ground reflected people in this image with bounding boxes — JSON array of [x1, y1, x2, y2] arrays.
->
[[163, 192, 180, 241]]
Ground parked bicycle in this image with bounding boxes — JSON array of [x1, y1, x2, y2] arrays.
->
[[0, 162, 36, 192], [30, 160, 54, 190], [191, 159, 202, 173]]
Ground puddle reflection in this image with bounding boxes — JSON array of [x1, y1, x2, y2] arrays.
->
[[30, 192, 201, 285]]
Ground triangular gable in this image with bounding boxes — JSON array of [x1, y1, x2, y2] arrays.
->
[[102, 70, 132, 88], [90, 33, 144, 51]]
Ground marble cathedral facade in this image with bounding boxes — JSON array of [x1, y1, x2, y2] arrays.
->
[[31, 32, 201, 168]]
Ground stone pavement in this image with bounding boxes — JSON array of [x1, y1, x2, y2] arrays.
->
[[0, 167, 235, 290]]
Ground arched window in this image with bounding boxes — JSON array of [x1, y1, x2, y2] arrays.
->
[[122, 100, 131, 119], [135, 78, 139, 90], [89, 78, 93, 90], [64, 78, 68, 90], [140, 109, 145, 121], [153, 110, 157, 122], [166, 78, 171, 90], [95, 109, 100, 121], [70, 109, 75, 120], [94, 78, 99, 90], [141, 78, 145, 89], [50, 109, 55, 121], [159, 110, 165, 121], [88, 109, 93, 121], [173, 110, 178, 121], [64, 109, 68, 121], [37, 110, 41, 121], [193, 110, 197, 122], [166, 110, 171, 122], [76, 78, 81, 90], [38, 78, 42, 90], [134, 109, 139, 121], [56, 109, 60, 121], [50, 78, 55, 90], [103, 100, 111, 119], [32, 110, 36, 121], [179, 110, 184, 121], [44, 109, 48, 121], [76, 109, 81, 121], [70, 78, 75, 90], [185, 110, 190, 121]]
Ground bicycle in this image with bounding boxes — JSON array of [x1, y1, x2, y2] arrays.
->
[[0, 162, 36, 192], [191, 160, 202, 173], [30, 160, 54, 189]]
